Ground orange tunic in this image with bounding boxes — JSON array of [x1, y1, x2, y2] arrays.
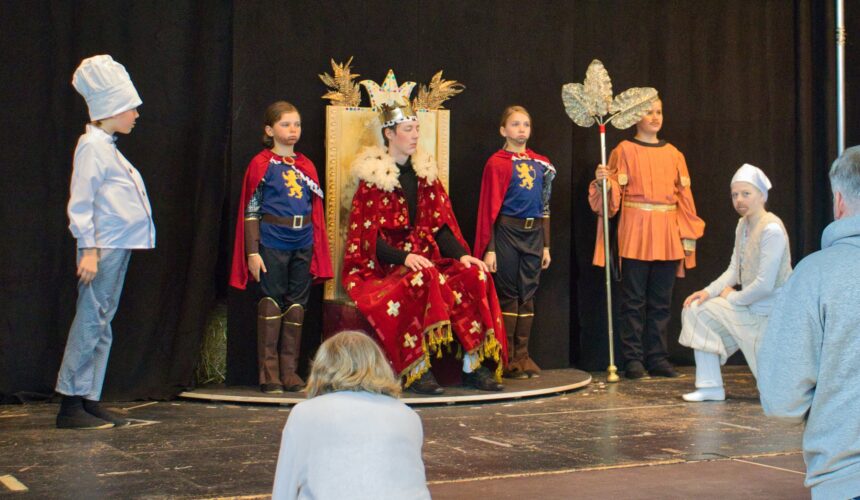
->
[[588, 139, 705, 275]]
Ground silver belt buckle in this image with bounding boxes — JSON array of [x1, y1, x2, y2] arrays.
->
[[524, 218, 534, 229], [293, 215, 304, 229]]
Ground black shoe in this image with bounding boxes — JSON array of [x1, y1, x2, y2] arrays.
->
[[281, 373, 306, 393], [261, 383, 284, 394], [463, 367, 504, 391], [409, 371, 444, 395], [648, 361, 680, 378], [56, 396, 113, 430], [625, 360, 647, 379], [503, 369, 528, 380], [83, 399, 130, 427]]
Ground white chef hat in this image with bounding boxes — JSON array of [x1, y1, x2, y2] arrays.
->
[[731, 163, 772, 201], [72, 55, 142, 121]]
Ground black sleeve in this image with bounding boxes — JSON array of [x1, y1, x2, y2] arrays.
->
[[436, 225, 468, 260], [376, 236, 409, 265]]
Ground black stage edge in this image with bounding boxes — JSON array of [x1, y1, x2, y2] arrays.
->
[[180, 368, 591, 406]]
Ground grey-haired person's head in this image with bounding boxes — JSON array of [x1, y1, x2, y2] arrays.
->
[[829, 145, 860, 218]]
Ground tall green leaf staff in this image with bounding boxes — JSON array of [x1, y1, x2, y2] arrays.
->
[[561, 60, 657, 382]]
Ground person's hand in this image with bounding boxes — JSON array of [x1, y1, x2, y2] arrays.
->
[[542, 248, 551, 269], [683, 290, 710, 308], [405, 253, 434, 272], [248, 254, 267, 282], [719, 286, 734, 299], [483, 252, 497, 273], [460, 254, 489, 273], [77, 249, 99, 284], [683, 239, 695, 256], [595, 164, 610, 182]]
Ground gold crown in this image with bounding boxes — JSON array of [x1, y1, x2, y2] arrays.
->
[[379, 101, 418, 128]]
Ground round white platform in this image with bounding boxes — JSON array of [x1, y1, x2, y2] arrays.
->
[[179, 368, 592, 406]]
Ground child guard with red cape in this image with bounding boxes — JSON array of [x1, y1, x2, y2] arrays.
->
[[230, 101, 332, 393], [474, 106, 556, 379]]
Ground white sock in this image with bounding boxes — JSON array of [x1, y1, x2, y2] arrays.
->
[[462, 353, 478, 373]]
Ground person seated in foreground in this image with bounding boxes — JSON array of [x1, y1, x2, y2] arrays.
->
[[272, 330, 430, 500]]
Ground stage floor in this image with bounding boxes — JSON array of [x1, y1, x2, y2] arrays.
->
[[0, 367, 807, 498], [179, 368, 592, 405]]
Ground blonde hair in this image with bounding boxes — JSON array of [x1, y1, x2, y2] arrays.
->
[[500, 105, 531, 127], [306, 331, 401, 398]]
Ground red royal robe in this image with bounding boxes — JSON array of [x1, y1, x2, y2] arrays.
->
[[342, 147, 507, 385], [229, 149, 333, 289], [473, 148, 552, 258]]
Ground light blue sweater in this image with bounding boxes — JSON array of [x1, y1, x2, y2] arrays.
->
[[272, 391, 430, 500], [758, 214, 860, 500]]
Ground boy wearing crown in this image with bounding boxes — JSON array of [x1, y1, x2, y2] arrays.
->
[[342, 90, 507, 395]]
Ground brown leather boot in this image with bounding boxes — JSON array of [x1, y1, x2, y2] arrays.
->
[[514, 299, 541, 377], [499, 298, 526, 379], [257, 297, 283, 392], [279, 304, 306, 392]]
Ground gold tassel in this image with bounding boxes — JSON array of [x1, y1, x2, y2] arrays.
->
[[494, 360, 504, 382]]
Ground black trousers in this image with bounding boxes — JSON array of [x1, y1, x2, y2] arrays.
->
[[618, 258, 678, 368], [493, 223, 543, 302], [259, 244, 312, 309]]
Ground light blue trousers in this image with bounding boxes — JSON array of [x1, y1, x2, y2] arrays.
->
[[55, 248, 131, 400]]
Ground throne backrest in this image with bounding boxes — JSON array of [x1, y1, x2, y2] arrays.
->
[[323, 106, 451, 303]]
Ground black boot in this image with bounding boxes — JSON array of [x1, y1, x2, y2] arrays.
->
[[56, 395, 113, 430], [648, 359, 680, 378], [625, 360, 647, 380], [463, 367, 504, 391], [83, 399, 130, 427], [409, 370, 444, 395]]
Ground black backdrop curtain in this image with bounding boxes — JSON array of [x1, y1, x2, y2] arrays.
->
[[1, 1, 856, 399], [0, 1, 232, 401]]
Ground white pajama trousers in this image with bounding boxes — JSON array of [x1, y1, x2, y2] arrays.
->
[[679, 297, 767, 378]]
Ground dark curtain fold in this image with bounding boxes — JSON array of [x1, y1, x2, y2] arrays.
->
[[0, 0, 854, 398], [0, 0, 233, 401]]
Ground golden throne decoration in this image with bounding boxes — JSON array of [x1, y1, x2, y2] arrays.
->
[[319, 58, 464, 304]]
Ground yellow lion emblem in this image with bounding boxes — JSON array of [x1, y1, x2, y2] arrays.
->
[[282, 170, 303, 199], [516, 163, 535, 190]]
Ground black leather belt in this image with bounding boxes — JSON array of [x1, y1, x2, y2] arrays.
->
[[262, 213, 312, 229], [497, 214, 543, 230]]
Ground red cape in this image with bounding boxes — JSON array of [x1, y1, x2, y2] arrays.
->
[[229, 149, 333, 290], [473, 149, 551, 258]]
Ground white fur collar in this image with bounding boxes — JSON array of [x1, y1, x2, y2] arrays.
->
[[350, 146, 438, 192], [411, 150, 438, 184]]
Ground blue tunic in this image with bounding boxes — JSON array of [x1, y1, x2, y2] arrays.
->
[[500, 158, 546, 219], [248, 160, 314, 250]]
